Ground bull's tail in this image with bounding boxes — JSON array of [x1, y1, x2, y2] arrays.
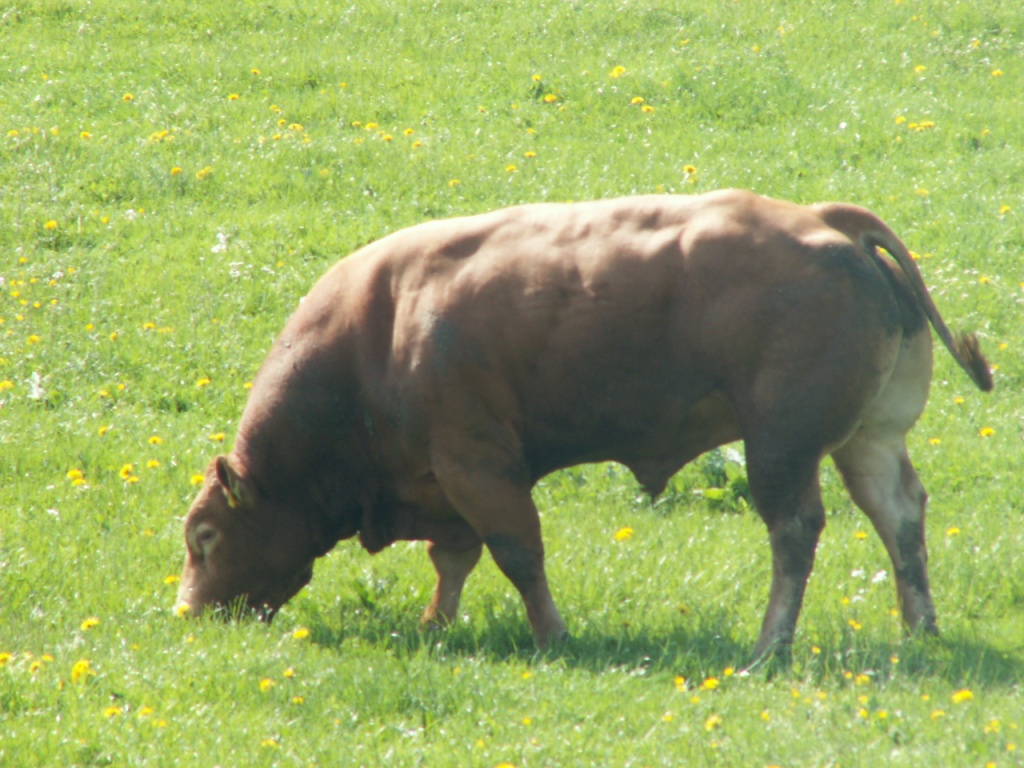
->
[[817, 203, 993, 392]]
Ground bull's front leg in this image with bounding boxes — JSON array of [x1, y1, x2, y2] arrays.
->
[[421, 541, 483, 629], [431, 432, 568, 649], [483, 531, 568, 648]]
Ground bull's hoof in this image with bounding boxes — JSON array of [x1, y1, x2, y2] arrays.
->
[[537, 630, 572, 653], [743, 638, 793, 676], [419, 612, 455, 633]]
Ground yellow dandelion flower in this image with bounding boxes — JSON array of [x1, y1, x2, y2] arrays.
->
[[631, 97, 645, 105], [979, 426, 995, 438], [191, 473, 205, 485], [138, 706, 155, 719], [119, 464, 134, 480], [610, 66, 626, 78], [251, 68, 261, 76], [228, 94, 240, 101], [700, 677, 720, 691], [195, 166, 213, 180], [292, 696, 305, 705], [914, 65, 926, 73], [951, 689, 973, 704], [80, 131, 92, 140], [991, 69, 1004, 77], [122, 93, 134, 102], [448, 179, 461, 187], [195, 377, 211, 388], [683, 165, 697, 174], [641, 105, 654, 113], [524, 151, 537, 159], [146, 459, 160, 469], [67, 468, 84, 481], [855, 673, 871, 685], [946, 526, 961, 537], [293, 627, 311, 640], [163, 574, 180, 585], [929, 437, 941, 445], [44, 220, 58, 230], [289, 123, 303, 132], [27, 334, 41, 344], [81, 617, 100, 631], [98, 425, 111, 436], [614, 526, 634, 542], [0, 652, 12, 667], [505, 164, 518, 173], [148, 435, 163, 444], [259, 678, 275, 692], [71, 658, 94, 684], [848, 619, 862, 631], [103, 706, 123, 718], [854, 530, 868, 540], [209, 432, 226, 442], [674, 676, 687, 691], [261, 738, 279, 748], [931, 709, 946, 719], [0, 380, 13, 392], [403, 128, 415, 136], [704, 713, 723, 731]]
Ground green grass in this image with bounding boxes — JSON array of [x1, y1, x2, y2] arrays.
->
[[2, 0, 1023, 765]]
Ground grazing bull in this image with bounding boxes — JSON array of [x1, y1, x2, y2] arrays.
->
[[175, 189, 992, 661]]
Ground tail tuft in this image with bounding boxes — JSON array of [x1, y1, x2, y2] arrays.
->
[[954, 332, 994, 392]]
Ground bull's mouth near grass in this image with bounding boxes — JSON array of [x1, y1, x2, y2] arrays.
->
[[174, 596, 279, 623]]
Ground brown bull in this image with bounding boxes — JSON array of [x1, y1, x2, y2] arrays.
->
[[175, 189, 991, 661]]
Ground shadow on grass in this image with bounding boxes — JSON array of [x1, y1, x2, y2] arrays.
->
[[294, 596, 1024, 688]]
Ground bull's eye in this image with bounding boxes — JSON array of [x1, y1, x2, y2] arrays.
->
[[191, 522, 220, 558]]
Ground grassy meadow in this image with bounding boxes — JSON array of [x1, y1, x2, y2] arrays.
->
[[2, 0, 1023, 765]]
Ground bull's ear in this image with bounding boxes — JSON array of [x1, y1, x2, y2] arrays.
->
[[215, 456, 250, 509]]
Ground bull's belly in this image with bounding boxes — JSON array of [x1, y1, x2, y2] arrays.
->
[[524, 391, 741, 496]]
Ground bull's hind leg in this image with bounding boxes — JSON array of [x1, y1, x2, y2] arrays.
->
[[745, 445, 828, 662], [831, 326, 936, 635], [421, 541, 483, 629], [831, 433, 937, 635]]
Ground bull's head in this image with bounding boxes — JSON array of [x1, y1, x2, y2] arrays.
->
[[175, 456, 316, 621]]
